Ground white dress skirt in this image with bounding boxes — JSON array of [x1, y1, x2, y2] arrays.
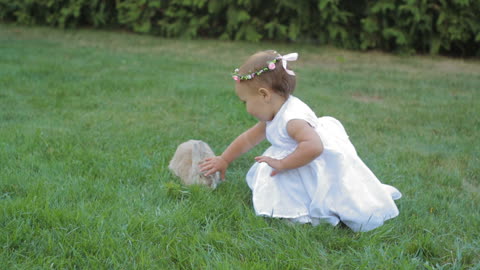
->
[[246, 96, 401, 232]]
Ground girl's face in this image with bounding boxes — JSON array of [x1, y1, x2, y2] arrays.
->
[[235, 83, 276, 121]]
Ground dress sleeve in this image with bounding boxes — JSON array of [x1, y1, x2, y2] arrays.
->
[[283, 99, 318, 128], [277, 100, 319, 143]]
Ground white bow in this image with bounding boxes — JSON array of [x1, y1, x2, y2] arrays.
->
[[278, 52, 298, 75]]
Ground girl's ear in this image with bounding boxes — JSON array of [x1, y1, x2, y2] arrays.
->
[[257, 88, 271, 102]]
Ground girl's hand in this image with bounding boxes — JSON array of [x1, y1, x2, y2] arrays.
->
[[199, 156, 228, 180], [254, 156, 284, 177]]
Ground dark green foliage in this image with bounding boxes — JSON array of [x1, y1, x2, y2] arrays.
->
[[0, 0, 479, 56], [360, 0, 480, 55], [0, 0, 116, 27]]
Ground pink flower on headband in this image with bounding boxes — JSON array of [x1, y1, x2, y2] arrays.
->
[[268, 62, 276, 70], [232, 75, 239, 81]]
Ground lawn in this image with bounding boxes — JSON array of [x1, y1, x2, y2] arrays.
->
[[0, 24, 479, 269]]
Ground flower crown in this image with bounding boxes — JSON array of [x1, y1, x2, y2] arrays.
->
[[232, 52, 298, 82]]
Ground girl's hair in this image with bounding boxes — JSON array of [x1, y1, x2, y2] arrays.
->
[[238, 50, 296, 97]]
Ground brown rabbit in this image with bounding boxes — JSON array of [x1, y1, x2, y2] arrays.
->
[[168, 140, 221, 189]]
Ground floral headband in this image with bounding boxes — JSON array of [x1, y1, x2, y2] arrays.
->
[[232, 52, 298, 81]]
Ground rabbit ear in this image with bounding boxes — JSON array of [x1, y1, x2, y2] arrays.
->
[[198, 141, 208, 153], [191, 141, 204, 166], [192, 141, 199, 155], [191, 142, 198, 164]]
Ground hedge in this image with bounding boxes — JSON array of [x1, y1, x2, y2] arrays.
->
[[1, 0, 479, 56]]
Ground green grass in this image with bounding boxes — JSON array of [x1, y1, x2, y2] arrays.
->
[[1, 24, 479, 269]]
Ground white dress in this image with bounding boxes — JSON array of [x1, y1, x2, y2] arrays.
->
[[246, 96, 401, 232]]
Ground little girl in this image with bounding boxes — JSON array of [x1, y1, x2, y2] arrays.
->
[[199, 50, 401, 232]]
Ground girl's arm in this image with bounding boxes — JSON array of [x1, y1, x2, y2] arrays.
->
[[255, 119, 323, 176], [199, 121, 266, 180]]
